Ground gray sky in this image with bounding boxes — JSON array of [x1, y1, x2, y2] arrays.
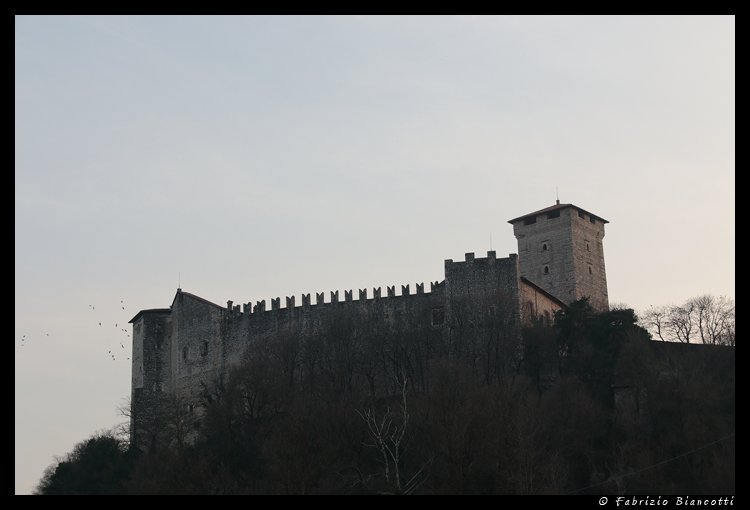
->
[[15, 15, 734, 494]]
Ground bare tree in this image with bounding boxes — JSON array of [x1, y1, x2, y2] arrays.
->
[[692, 295, 735, 345], [163, 395, 195, 453], [118, 393, 175, 453], [115, 396, 136, 449], [640, 295, 735, 345], [670, 301, 697, 343], [641, 305, 670, 342], [357, 376, 431, 494]]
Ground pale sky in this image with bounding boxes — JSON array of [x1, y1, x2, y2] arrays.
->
[[15, 15, 734, 494]]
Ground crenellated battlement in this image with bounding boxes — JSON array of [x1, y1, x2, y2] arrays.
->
[[224, 279, 444, 321], [224, 251, 514, 322], [443, 250, 507, 269]]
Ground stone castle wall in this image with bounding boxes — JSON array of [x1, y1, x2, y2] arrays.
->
[[129, 251, 532, 448], [130, 202, 610, 449]]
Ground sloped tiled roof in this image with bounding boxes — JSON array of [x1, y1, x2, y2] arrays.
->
[[520, 277, 569, 309], [171, 289, 224, 310], [129, 290, 226, 323], [508, 202, 608, 224]]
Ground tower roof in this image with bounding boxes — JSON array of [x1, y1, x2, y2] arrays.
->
[[170, 289, 224, 310], [508, 202, 608, 225], [129, 308, 171, 324], [129, 290, 225, 323]]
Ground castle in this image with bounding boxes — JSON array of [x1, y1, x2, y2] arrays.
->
[[129, 201, 609, 448]]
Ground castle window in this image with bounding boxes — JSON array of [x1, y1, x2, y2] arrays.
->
[[524, 216, 536, 226], [547, 210, 560, 219], [587, 243, 590, 251], [432, 307, 445, 326], [201, 341, 208, 357], [544, 266, 549, 274], [542, 244, 547, 251], [578, 210, 585, 219], [182, 347, 188, 362], [589, 266, 593, 274], [590, 216, 596, 224]]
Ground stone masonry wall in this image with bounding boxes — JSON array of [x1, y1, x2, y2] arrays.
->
[[510, 204, 609, 312]]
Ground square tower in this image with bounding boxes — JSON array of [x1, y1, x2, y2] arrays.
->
[[508, 201, 609, 312]]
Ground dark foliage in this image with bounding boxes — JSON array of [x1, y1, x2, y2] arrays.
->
[[36, 299, 734, 494], [33, 431, 137, 495]]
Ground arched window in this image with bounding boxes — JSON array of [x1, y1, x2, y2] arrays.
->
[[182, 346, 188, 362], [542, 244, 547, 251], [544, 266, 549, 274]]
